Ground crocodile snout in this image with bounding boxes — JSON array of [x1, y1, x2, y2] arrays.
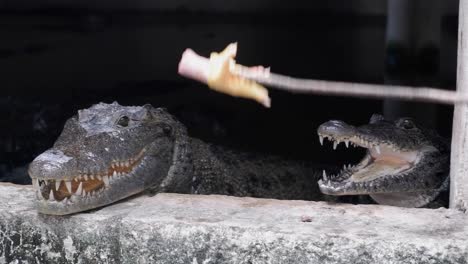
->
[[28, 149, 75, 179], [317, 120, 356, 138]]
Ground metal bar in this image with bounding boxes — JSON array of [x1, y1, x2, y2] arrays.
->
[[237, 68, 467, 105], [450, 0, 468, 211]]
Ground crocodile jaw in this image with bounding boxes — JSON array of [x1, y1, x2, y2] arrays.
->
[[315, 116, 447, 204], [28, 145, 175, 215], [316, 135, 422, 195]]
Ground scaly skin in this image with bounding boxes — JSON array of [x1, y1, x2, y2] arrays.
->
[[317, 114, 450, 208], [28, 102, 335, 215], [28, 103, 448, 215]]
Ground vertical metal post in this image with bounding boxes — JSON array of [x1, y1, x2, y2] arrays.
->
[[450, 0, 468, 211]]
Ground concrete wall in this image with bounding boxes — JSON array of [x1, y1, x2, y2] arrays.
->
[[0, 183, 467, 263]]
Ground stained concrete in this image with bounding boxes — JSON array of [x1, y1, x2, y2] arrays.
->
[[0, 183, 467, 263]]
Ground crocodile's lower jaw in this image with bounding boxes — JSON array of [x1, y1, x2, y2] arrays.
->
[[370, 191, 439, 208], [34, 173, 145, 215], [31, 149, 149, 215]]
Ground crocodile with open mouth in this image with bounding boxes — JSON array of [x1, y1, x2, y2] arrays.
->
[[28, 102, 336, 215], [317, 114, 450, 208]]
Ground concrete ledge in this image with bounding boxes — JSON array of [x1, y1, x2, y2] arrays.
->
[[0, 183, 467, 263]]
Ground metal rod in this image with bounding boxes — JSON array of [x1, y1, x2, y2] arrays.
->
[[237, 67, 467, 105], [449, 0, 468, 211]]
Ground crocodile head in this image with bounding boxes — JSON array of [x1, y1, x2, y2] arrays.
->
[[317, 114, 450, 208], [28, 102, 192, 215]]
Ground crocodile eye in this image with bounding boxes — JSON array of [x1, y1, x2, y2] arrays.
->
[[398, 119, 415, 130], [117, 116, 130, 127]]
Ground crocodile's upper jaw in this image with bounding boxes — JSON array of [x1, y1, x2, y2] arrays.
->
[[28, 102, 184, 215], [317, 114, 449, 208]]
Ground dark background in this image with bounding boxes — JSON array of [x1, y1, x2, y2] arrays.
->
[[0, 0, 459, 184]]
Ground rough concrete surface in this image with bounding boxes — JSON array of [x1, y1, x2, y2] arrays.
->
[[0, 183, 467, 264]]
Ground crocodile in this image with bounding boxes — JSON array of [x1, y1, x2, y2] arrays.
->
[[28, 102, 336, 215], [28, 103, 449, 215], [317, 114, 450, 208]]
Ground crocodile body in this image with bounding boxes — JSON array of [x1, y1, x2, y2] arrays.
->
[[28, 103, 449, 215], [28, 102, 334, 215]]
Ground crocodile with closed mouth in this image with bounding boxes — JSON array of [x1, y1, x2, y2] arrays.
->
[[28, 102, 337, 215]]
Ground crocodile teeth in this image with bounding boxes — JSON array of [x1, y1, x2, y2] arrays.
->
[[102, 176, 109, 186], [375, 145, 381, 155], [333, 141, 338, 150], [323, 170, 328, 181], [90, 175, 95, 180], [49, 189, 55, 201], [76, 182, 83, 196], [319, 136, 324, 145], [55, 181, 61, 191], [65, 181, 72, 193], [32, 178, 38, 189], [113, 171, 117, 177], [96, 175, 102, 181], [84, 175, 88, 181], [344, 140, 349, 148]]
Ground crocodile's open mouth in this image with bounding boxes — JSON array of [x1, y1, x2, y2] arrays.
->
[[30, 148, 146, 203], [317, 129, 420, 195]]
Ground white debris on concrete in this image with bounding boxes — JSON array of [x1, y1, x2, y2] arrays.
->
[[0, 183, 466, 263]]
